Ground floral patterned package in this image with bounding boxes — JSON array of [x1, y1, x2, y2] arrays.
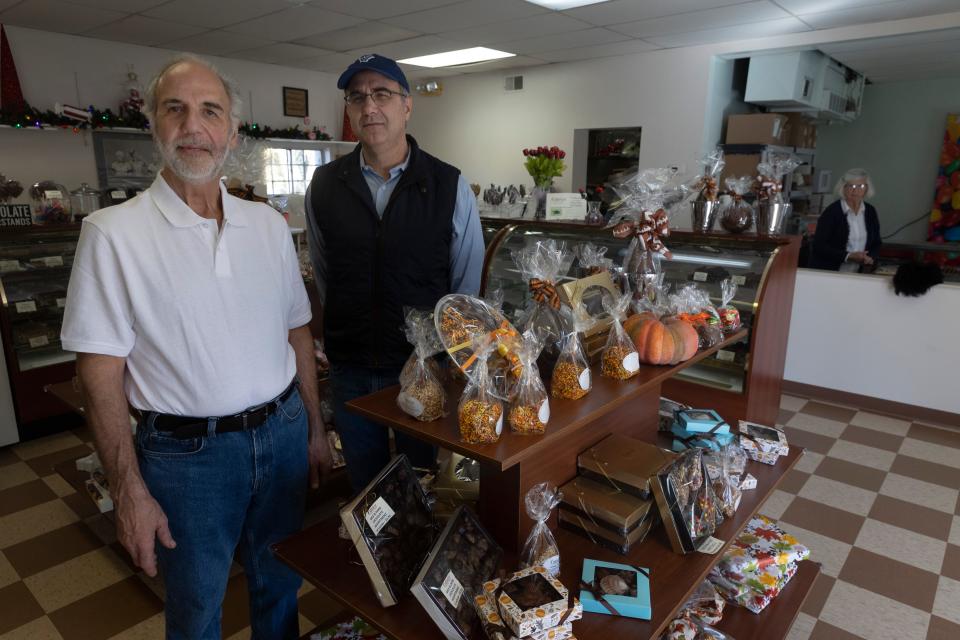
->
[[708, 561, 799, 614], [715, 514, 809, 578]]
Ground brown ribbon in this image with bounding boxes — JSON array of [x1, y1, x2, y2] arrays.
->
[[611, 208, 672, 258], [579, 579, 620, 616], [529, 278, 561, 310]]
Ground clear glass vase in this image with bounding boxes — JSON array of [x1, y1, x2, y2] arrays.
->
[[531, 182, 552, 219]]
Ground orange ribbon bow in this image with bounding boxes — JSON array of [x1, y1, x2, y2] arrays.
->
[[529, 278, 561, 310]]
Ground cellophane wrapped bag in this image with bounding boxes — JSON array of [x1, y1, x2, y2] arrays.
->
[[458, 337, 503, 444], [551, 304, 594, 400], [756, 154, 801, 204], [397, 309, 446, 421], [508, 331, 550, 435], [512, 240, 568, 355], [601, 291, 640, 380], [718, 279, 741, 333], [519, 482, 562, 576]]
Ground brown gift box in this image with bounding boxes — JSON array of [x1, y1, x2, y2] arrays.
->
[[559, 476, 653, 535], [577, 434, 676, 500], [558, 503, 657, 556]]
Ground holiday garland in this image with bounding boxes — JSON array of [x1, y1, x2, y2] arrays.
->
[[0, 101, 333, 141]]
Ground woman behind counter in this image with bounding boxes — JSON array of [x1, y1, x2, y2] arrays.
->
[[810, 168, 881, 272]]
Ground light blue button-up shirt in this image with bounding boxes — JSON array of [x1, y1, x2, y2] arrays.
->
[[305, 147, 484, 307]]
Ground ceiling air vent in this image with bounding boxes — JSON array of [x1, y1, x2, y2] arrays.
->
[[504, 75, 523, 92]]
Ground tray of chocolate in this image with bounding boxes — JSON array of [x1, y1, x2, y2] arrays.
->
[[434, 294, 523, 401], [650, 448, 723, 554], [340, 454, 437, 607], [494, 566, 583, 638], [411, 505, 503, 640], [577, 434, 676, 500]]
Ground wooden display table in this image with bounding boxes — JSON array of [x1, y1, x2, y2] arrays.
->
[[347, 330, 747, 552], [274, 328, 820, 640]]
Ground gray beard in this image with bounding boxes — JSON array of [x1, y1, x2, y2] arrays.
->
[[157, 137, 231, 184]]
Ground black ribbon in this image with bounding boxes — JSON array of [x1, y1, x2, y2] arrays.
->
[[580, 579, 620, 616]]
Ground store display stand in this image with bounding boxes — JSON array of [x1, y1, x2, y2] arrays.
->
[[273, 329, 820, 640]]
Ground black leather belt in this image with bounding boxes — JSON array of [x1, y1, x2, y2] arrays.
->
[[147, 379, 299, 439]]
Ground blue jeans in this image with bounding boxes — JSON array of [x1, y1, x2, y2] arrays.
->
[[136, 388, 308, 640], [330, 363, 437, 492]]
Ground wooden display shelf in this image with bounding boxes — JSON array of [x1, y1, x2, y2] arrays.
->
[[347, 330, 745, 472], [273, 447, 813, 640], [348, 330, 747, 552]]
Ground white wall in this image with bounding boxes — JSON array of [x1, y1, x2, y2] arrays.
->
[[784, 269, 958, 414], [814, 76, 960, 244]]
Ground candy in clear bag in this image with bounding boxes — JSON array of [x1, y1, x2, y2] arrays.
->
[[573, 242, 612, 277], [718, 279, 741, 333], [397, 309, 446, 422], [694, 148, 726, 202], [719, 176, 754, 234], [709, 445, 743, 519], [508, 331, 550, 435], [756, 154, 801, 204], [511, 240, 568, 355], [669, 285, 722, 349], [458, 336, 504, 444], [551, 304, 594, 400], [601, 291, 640, 380], [519, 482, 561, 576]]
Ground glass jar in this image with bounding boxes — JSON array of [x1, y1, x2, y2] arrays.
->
[[29, 181, 72, 225], [69, 183, 101, 221], [584, 201, 603, 225]]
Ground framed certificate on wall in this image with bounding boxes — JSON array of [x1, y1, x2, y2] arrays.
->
[[283, 87, 308, 118]]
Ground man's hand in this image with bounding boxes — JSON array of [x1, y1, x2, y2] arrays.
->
[[847, 251, 867, 263], [315, 343, 329, 372], [308, 422, 334, 489], [115, 485, 176, 577]]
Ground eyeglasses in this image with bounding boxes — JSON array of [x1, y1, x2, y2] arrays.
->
[[844, 183, 868, 191], [343, 89, 407, 107]]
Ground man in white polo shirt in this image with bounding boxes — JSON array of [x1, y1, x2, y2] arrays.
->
[[61, 55, 332, 640]]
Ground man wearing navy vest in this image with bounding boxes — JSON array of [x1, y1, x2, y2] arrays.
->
[[306, 54, 484, 491]]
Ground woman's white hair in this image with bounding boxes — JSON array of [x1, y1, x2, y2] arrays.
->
[[834, 168, 876, 198], [142, 54, 243, 127]]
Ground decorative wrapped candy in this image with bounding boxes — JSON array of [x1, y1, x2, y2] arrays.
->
[[650, 448, 724, 554], [512, 240, 569, 356], [694, 148, 726, 202], [715, 515, 810, 579], [740, 474, 757, 490], [579, 559, 652, 620], [718, 279, 741, 333], [755, 154, 801, 204], [678, 580, 725, 625], [491, 566, 583, 638], [738, 421, 789, 457], [709, 561, 799, 614], [397, 308, 446, 421], [676, 409, 729, 434], [472, 584, 574, 640]]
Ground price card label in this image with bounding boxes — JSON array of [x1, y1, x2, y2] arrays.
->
[[57, 297, 67, 309], [44, 190, 63, 199], [15, 300, 37, 313], [440, 571, 464, 609], [29, 335, 49, 348], [732, 275, 746, 286], [40, 256, 64, 267], [693, 271, 708, 282], [364, 497, 395, 536], [0, 259, 20, 272], [717, 350, 735, 362], [110, 190, 126, 199], [697, 536, 725, 555]]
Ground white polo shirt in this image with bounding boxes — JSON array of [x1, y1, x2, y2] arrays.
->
[[61, 174, 312, 417]]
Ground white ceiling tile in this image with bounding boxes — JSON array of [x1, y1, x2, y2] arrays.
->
[[442, 12, 592, 45], [84, 15, 206, 46], [306, 0, 462, 20], [287, 52, 357, 72], [493, 27, 629, 55], [162, 30, 276, 56], [343, 34, 462, 59], [564, 0, 748, 27], [612, 1, 790, 39], [230, 43, 333, 64], [797, 0, 960, 29], [819, 28, 960, 52], [55, 0, 167, 11], [833, 38, 960, 66], [0, 0, 124, 34], [143, 0, 293, 29], [533, 38, 661, 62], [403, 67, 465, 80], [382, 0, 546, 33], [453, 54, 545, 73], [644, 16, 810, 47], [294, 22, 421, 51], [223, 6, 365, 41], [775, 0, 891, 14]]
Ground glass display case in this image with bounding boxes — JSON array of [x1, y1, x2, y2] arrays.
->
[[877, 241, 960, 283], [480, 220, 800, 425], [0, 227, 81, 426]]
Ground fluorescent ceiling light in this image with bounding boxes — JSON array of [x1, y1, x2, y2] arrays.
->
[[399, 47, 514, 68], [526, 0, 609, 9]]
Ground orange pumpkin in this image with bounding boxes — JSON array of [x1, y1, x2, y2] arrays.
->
[[625, 313, 699, 365]]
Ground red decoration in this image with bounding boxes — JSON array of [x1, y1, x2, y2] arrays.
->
[[1, 24, 26, 111], [341, 106, 357, 142]]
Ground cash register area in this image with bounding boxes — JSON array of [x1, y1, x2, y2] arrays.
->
[[0, 392, 958, 640]]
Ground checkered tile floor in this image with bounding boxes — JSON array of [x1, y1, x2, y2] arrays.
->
[[0, 424, 342, 640], [1, 394, 958, 639]]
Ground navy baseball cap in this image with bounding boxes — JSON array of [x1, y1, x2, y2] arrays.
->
[[337, 54, 410, 93]]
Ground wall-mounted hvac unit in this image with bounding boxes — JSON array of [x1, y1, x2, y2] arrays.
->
[[744, 50, 864, 122]]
